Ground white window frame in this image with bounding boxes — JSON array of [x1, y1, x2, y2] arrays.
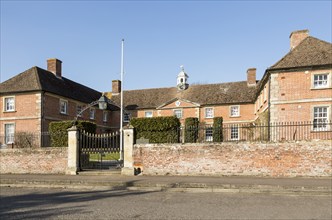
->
[[312, 73, 330, 89], [230, 125, 239, 141], [124, 112, 131, 122], [312, 106, 330, 131], [103, 111, 108, 122], [230, 105, 240, 117], [4, 123, 15, 144], [60, 99, 68, 115], [4, 96, 15, 112], [76, 105, 83, 117], [145, 111, 153, 118], [174, 109, 183, 119], [205, 107, 214, 118], [89, 108, 95, 120]]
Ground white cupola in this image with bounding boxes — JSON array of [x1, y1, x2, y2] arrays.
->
[[177, 65, 189, 90]]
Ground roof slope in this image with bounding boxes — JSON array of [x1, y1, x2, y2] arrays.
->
[[111, 81, 257, 110], [0, 66, 103, 104], [269, 36, 332, 70]]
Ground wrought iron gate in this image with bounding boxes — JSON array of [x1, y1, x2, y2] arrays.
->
[[79, 130, 121, 170]]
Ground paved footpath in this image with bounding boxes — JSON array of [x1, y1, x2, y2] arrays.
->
[[1, 173, 331, 195]]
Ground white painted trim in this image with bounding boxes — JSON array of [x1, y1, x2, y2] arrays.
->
[[204, 107, 214, 118], [3, 122, 15, 144], [229, 105, 240, 117], [2, 96, 16, 112], [311, 71, 332, 89], [144, 110, 153, 118], [311, 104, 332, 131], [173, 109, 183, 119], [157, 98, 200, 109], [271, 97, 332, 105], [103, 111, 108, 122], [59, 99, 68, 115], [0, 116, 40, 121]]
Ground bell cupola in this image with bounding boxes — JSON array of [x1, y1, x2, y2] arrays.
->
[[177, 65, 189, 91]]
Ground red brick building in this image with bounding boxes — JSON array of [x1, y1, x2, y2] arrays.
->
[[1, 30, 331, 146], [108, 30, 331, 140], [256, 30, 332, 129], [0, 59, 118, 146]]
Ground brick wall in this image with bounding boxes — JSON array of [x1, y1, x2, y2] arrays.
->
[[133, 141, 331, 177], [270, 69, 332, 123], [0, 148, 67, 174]]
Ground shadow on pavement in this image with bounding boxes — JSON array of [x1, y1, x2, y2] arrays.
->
[[0, 181, 154, 220]]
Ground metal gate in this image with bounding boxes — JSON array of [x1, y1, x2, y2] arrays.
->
[[79, 130, 121, 170]]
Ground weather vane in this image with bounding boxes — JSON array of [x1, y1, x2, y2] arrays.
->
[[180, 65, 184, 71]]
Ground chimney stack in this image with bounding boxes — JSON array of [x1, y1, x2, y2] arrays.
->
[[112, 80, 121, 94], [247, 68, 256, 87], [290, 29, 309, 50], [47, 58, 62, 78]]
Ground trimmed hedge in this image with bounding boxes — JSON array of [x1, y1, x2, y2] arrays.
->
[[49, 120, 96, 147], [213, 117, 223, 142], [130, 116, 180, 143], [184, 117, 199, 143]]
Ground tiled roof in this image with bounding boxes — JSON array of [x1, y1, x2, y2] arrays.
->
[[0, 66, 118, 109], [269, 36, 332, 71], [110, 81, 257, 110]]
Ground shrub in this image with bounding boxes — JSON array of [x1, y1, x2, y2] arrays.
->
[[184, 117, 199, 143], [213, 117, 223, 142], [14, 132, 36, 148], [49, 120, 96, 147], [130, 116, 180, 143]]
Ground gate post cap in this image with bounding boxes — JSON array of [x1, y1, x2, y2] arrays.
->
[[67, 125, 78, 131]]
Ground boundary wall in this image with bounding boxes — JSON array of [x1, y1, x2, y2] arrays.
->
[[133, 141, 332, 177], [0, 148, 67, 174]]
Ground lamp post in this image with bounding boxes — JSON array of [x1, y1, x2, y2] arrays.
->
[[74, 94, 116, 124]]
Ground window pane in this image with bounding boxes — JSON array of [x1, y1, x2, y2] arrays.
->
[[205, 127, 213, 142], [314, 74, 328, 88], [231, 106, 239, 116], [205, 108, 213, 118], [145, 111, 153, 118], [76, 105, 82, 117], [313, 107, 328, 131], [5, 124, 15, 144], [5, 97, 15, 111], [124, 113, 131, 122], [103, 112, 108, 122], [89, 109, 95, 119], [231, 125, 239, 140], [60, 100, 68, 114], [174, 110, 182, 119]]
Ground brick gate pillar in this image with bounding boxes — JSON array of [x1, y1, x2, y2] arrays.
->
[[121, 127, 135, 176], [66, 126, 79, 175]]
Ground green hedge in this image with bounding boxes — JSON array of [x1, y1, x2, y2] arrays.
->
[[130, 116, 180, 143], [184, 117, 199, 143], [213, 117, 223, 142], [49, 120, 96, 147]]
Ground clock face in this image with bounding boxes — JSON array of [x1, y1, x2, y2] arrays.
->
[[175, 101, 181, 106]]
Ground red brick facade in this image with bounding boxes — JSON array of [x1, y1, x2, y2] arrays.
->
[[1, 30, 331, 147]]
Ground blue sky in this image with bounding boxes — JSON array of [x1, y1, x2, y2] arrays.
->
[[1, 0, 331, 92]]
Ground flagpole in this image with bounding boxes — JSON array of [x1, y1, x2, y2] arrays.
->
[[120, 39, 124, 162]]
